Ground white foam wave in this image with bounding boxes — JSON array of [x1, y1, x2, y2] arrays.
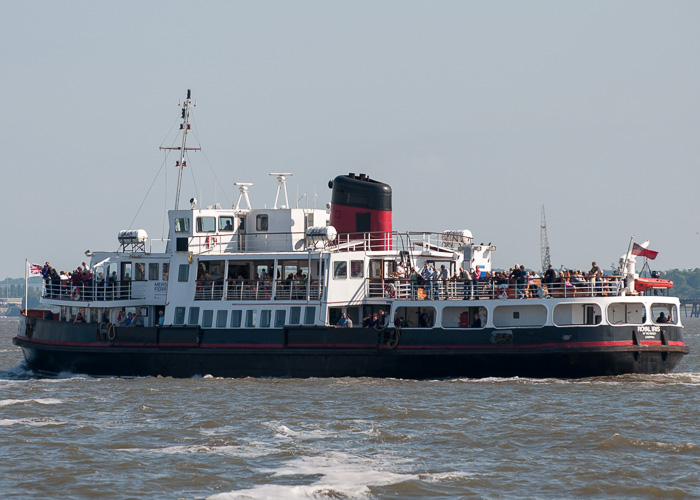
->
[[208, 453, 417, 500], [0, 398, 62, 407], [0, 417, 64, 427]]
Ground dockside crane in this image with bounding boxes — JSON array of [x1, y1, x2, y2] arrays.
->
[[540, 205, 551, 273]]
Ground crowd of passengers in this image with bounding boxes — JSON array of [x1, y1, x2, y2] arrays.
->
[[41, 261, 128, 300], [388, 261, 611, 300]]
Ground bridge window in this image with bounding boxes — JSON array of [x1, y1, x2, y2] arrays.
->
[[197, 217, 216, 232], [219, 216, 234, 232], [350, 260, 364, 278], [149, 263, 159, 280], [334, 261, 347, 279], [134, 263, 146, 281], [175, 217, 190, 233], [256, 214, 268, 231]]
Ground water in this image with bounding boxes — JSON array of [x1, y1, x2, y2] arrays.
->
[[1, 317, 700, 499]]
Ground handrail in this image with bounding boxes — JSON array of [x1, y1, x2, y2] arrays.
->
[[41, 280, 140, 301], [367, 276, 625, 301]]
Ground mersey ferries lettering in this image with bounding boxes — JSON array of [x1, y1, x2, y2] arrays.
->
[[13, 91, 688, 378]]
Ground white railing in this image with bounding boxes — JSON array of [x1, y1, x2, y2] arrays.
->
[[367, 277, 623, 300]]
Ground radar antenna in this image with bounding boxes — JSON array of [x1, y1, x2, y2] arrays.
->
[[160, 89, 202, 210], [269, 173, 293, 209], [540, 205, 552, 273]]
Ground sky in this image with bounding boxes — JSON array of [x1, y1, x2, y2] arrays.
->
[[3, 1, 700, 279]]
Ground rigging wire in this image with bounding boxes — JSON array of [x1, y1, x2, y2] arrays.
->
[[190, 113, 232, 207], [127, 156, 168, 230]]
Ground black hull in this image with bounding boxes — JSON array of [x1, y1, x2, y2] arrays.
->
[[12, 319, 688, 379]]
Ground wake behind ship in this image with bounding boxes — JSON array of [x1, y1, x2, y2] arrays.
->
[[13, 91, 688, 378]]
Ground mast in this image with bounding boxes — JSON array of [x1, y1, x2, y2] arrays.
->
[[160, 89, 201, 210]]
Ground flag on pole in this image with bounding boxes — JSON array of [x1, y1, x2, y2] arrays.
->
[[631, 243, 658, 260], [27, 262, 43, 277]]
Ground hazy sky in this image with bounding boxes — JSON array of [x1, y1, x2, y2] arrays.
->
[[3, 1, 699, 279]]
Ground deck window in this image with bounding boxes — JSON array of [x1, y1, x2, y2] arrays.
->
[[178, 264, 189, 282], [651, 303, 677, 324], [442, 306, 486, 329], [197, 217, 216, 232], [188, 307, 200, 325], [202, 310, 213, 328], [289, 306, 301, 325], [607, 302, 645, 325], [553, 303, 602, 326], [493, 305, 547, 328], [162, 263, 169, 281], [256, 214, 268, 231], [246, 310, 257, 327], [260, 310, 271, 328], [303, 306, 316, 325], [174, 307, 185, 325], [230, 310, 242, 328], [275, 310, 286, 327], [216, 310, 228, 328]]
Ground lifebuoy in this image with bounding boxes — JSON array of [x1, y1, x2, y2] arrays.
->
[[384, 283, 396, 298], [72, 287, 81, 300], [205, 236, 218, 248]]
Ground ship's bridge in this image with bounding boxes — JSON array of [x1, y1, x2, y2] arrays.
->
[[166, 206, 330, 255]]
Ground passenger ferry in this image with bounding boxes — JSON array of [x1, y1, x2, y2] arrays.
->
[[13, 91, 688, 378]]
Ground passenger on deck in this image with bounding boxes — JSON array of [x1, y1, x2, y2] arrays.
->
[[471, 312, 482, 328], [419, 309, 432, 327], [157, 310, 165, 326], [397, 261, 406, 279], [125, 312, 133, 326], [73, 311, 85, 323], [589, 262, 603, 296], [130, 310, 144, 327], [437, 265, 449, 299], [336, 313, 348, 327]]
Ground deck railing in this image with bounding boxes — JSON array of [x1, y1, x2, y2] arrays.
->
[[194, 279, 323, 301], [42, 280, 139, 301], [368, 277, 623, 300]]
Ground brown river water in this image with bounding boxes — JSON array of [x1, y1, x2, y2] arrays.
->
[[1, 316, 699, 499]]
